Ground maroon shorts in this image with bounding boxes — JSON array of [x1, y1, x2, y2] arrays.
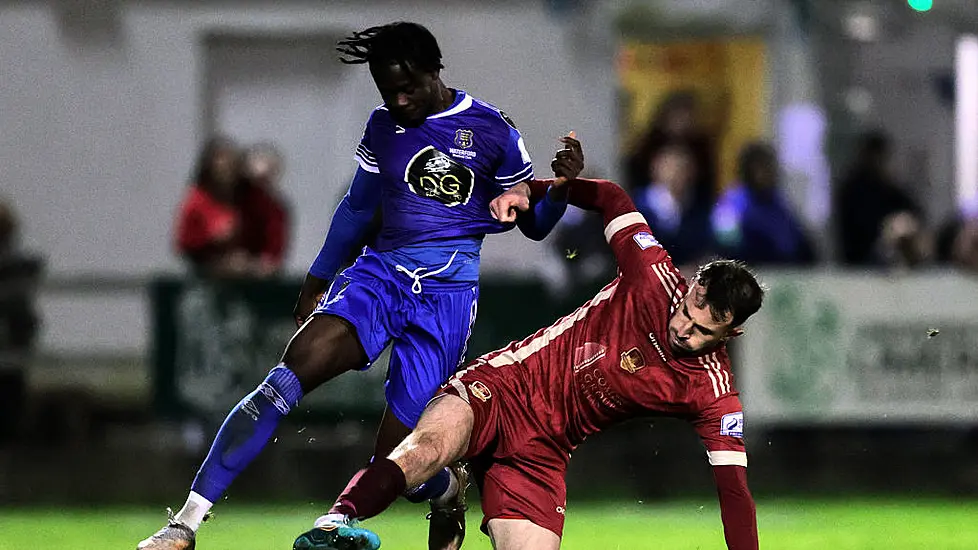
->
[[438, 360, 570, 538]]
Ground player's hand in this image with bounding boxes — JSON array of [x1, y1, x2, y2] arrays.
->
[[294, 273, 330, 327], [490, 182, 531, 223], [551, 131, 583, 187]]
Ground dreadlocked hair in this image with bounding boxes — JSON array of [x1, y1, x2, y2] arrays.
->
[[337, 22, 444, 73]]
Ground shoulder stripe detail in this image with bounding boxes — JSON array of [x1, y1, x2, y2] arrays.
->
[[707, 450, 747, 467], [355, 155, 380, 173], [699, 355, 721, 398], [652, 263, 683, 311], [495, 164, 534, 183], [700, 352, 730, 397], [604, 212, 647, 243], [487, 279, 619, 368], [356, 145, 377, 162], [713, 352, 731, 394], [651, 262, 675, 295], [471, 97, 498, 111], [428, 93, 473, 119]]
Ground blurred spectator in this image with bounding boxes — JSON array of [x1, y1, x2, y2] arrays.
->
[[835, 131, 930, 268], [238, 143, 291, 277], [936, 202, 978, 274], [712, 142, 816, 266], [624, 90, 717, 209], [0, 197, 43, 442], [0, 197, 43, 354], [632, 142, 715, 267], [174, 136, 249, 278]]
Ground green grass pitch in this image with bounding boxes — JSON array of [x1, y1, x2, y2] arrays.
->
[[2, 498, 977, 549]]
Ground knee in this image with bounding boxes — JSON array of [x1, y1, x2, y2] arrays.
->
[[391, 432, 446, 484]]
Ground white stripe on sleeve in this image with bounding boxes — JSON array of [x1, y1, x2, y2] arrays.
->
[[604, 212, 647, 242], [707, 450, 748, 467], [355, 154, 380, 173]]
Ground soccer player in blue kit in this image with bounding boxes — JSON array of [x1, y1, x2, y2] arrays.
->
[[137, 22, 580, 550]]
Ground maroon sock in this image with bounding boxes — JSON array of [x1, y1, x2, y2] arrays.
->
[[329, 457, 407, 520]]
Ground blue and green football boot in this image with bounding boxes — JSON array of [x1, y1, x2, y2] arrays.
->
[[293, 518, 381, 550]]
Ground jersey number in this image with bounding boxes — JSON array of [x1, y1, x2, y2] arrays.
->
[[404, 146, 475, 207]]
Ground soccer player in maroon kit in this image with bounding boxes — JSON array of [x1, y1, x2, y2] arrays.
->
[[294, 137, 763, 550]]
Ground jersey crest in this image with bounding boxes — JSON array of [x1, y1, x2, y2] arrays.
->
[[619, 347, 647, 374], [404, 146, 475, 207], [454, 128, 474, 149]]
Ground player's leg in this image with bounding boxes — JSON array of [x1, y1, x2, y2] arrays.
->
[[486, 519, 561, 550], [137, 314, 365, 550], [185, 313, 368, 499], [369, 405, 462, 522], [370, 406, 459, 512], [415, 286, 479, 550], [138, 263, 397, 550], [476, 435, 569, 550], [293, 393, 474, 550], [320, 284, 477, 549], [372, 405, 413, 458]]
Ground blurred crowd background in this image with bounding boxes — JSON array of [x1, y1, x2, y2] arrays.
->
[[3, 0, 978, 509]]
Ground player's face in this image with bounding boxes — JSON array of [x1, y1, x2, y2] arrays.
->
[[667, 283, 739, 355], [371, 62, 437, 127]]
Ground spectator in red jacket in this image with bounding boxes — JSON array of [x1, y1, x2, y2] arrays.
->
[[174, 136, 249, 278], [238, 143, 290, 277]]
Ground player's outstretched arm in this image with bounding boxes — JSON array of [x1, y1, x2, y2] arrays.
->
[[528, 132, 638, 231], [492, 132, 582, 240], [294, 167, 382, 325], [712, 464, 759, 549], [511, 183, 568, 241], [541, 175, 672, 276]]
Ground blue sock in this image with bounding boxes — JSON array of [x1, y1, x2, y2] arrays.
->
[[403, 467, 452, 503], [190, 365, 303, 503]]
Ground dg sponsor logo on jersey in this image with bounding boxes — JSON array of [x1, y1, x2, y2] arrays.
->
[[720, 411, 745, 438], [405, 145, 475, 207]]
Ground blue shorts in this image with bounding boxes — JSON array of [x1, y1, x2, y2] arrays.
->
[[313, 248, 479, 428]]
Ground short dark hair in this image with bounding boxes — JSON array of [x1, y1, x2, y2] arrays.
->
[[337, 22, 444, 73], [694, 259, 765, 328]]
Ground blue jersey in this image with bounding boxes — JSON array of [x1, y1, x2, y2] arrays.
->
[[355, 90, 534, 251]]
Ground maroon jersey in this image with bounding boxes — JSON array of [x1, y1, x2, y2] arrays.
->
[[460, 179, 746, 468]]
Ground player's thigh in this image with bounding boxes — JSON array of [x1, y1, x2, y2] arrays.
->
[[285, 259, 402, 393], [477, 450, 569, 540], [384, 285, 478, 427], [389, 393, 473, 487], [486, 518, 561, 550], [280, 313, 366, 392]]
